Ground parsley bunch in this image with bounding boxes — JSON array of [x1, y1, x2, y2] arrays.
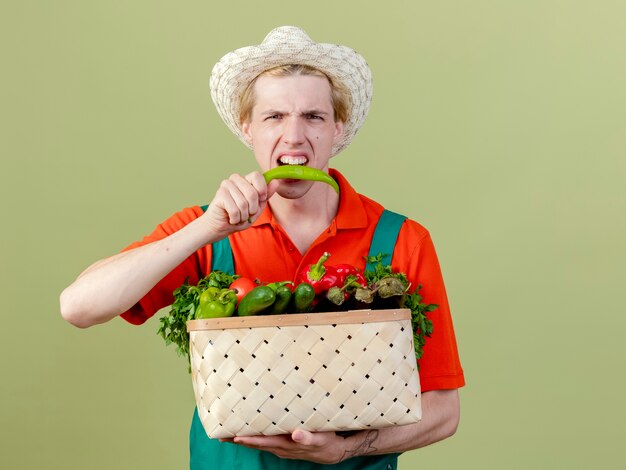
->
[[364, 254, 437, 365], [403, 287, 436, 362], [364, 253, 409, 286], [157, 271, 237, 372]]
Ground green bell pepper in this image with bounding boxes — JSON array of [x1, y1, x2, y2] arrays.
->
[[196, 287, 237, 319]]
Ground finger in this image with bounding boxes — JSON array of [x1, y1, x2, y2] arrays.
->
[[229, 173, 270, 222], [291, 429, 315, 446], [232, 173, 262, 218], [215, 184, 245, 225], [221, 178, 251, 224], [266, 179, 280, 200], [232, 434, 289, 447], [246, 171, 268, 205]]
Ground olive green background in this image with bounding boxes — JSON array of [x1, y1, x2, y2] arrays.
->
[[1, 1, 624, 468]]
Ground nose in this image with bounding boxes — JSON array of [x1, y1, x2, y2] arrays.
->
[[282, 116, 306, 145]]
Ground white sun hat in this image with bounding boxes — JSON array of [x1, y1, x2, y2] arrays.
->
[[210, 26, 373, 156]]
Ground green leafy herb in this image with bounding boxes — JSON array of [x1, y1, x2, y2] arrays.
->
[[364, 254, 437, 366], [203, 271, 238, 290], [364, 253, 409, 287], [157, 271, 238, 372], [404, 286, 437, 364]]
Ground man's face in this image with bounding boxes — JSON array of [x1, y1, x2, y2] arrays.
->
[[241, 74, 344, 199]]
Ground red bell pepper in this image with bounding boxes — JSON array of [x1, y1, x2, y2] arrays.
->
[[334, 264, 367, 286], [297, 252, 341, 296]]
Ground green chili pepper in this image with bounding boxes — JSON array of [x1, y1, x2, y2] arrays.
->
[[263, 167, 340, 194], [196, 288, 237, 319], [293, 282, 315, 313], [238, 286, 276, 316]]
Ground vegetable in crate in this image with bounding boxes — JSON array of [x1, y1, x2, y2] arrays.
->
[[229, 277, 258, 304], [364, 254, 438, 363], [296, 252, 341, 296], [327, 273, 367, 306], [362, 254, 409, 308], [404, 286, 437, 362], [293, 282, 315, 313], [157, 270, 238, 371], [266, 281, 293, 314], [237, 285, 276, 316], [196, 287, 237, 319], [334, 264, 367, 286]]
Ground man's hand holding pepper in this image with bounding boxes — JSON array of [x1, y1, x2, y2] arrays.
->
[[202, 171, 276, 239], [59, 171, 276, 328]]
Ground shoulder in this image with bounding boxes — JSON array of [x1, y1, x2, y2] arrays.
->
[[386, 211, 435, 268], [332, 169, 434, 253], [358, 192, 431, 244], [399, 217, 431, 245]]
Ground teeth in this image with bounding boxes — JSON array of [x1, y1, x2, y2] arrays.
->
[[279, 155, 307, 165]]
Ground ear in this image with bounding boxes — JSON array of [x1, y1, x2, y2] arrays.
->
[[333, 121, 344, 143], [241, 122, 253, 145]]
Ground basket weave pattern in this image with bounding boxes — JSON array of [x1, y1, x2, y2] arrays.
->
[[189, 310, 421, 438]]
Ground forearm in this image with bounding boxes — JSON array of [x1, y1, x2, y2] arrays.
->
[[60, 215, 218, 328], [341, 389, 460, 460]]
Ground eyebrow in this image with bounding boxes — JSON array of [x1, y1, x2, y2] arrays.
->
[[259, 109, 331, 117], [301, 109, 330, 116]]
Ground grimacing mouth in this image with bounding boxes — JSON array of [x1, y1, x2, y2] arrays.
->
[[278, 155, 308, 166]]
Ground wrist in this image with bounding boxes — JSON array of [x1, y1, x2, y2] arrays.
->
[[341, 430, 381, 460], [187, 212, 230, 248]]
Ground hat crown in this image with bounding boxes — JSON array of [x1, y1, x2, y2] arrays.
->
[[262, 26, 314, 46]]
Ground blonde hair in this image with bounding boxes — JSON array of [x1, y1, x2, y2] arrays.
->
[[239, 64, 351, 124]]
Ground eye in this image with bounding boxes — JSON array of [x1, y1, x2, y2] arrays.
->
[[306, 113, 323, 120], [265, 114, 282, 121]]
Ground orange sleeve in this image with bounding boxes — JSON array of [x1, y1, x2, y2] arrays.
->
[[119, 206, 210, 325], [393, 222, 465, 392]]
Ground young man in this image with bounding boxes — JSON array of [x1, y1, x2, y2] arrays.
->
[[61, 26, 465, 469]]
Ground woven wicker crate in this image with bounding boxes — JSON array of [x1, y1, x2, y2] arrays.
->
[[187, 308, 421, 438]]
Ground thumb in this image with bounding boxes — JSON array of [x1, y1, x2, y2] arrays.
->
[[266, 179, 279, 200], [292, 429, 315, 445]]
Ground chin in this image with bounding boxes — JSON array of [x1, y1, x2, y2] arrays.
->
[[276, 188, 306, 200], [275, 182, 312, 200]]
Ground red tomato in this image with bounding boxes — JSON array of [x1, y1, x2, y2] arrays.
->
[[229, 278, 258, 304]]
